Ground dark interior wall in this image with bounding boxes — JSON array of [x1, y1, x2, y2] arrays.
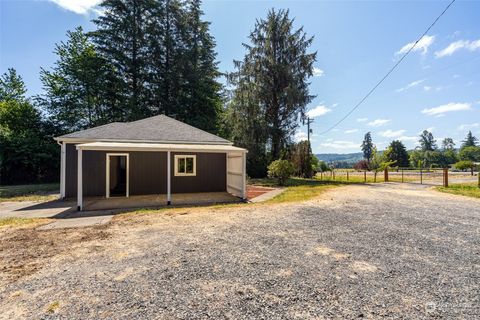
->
[[171, 152, 226, 193], [130, 152, 167, 195], [65, 143, 77, 198], [66, 146, 168, 198], [65, 145, 226, 198], [65, 145, 107, 197]]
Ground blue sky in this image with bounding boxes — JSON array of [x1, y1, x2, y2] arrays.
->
[[1, 0, 479, 154]]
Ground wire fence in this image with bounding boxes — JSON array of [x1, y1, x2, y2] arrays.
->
[[317, 168, 479, 186]]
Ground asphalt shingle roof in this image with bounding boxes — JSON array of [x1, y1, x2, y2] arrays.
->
[[56, 115, 231, 145]]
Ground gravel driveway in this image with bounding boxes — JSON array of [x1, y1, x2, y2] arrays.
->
[[1, 183, 479, 319]]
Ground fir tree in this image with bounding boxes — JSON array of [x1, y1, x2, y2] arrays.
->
[[461, 131, 478, 149], [91, 0, 155, 121], [228, 9, 316, 160], [361, 132, 374, 163]]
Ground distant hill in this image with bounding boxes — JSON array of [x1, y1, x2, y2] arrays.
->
[[315, 152, 363, 164], [315, 152, 365, 168]]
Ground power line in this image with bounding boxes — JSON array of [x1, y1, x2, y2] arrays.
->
[[317, 0, 456, 135]]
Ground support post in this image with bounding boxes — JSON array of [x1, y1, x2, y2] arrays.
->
[[77, 148, 83, 211], [347, 171, 349, 181], [402, 169, 404, 183], [443, 167, 448, 187], [384, 168, 389, 182], [420, 168, 423, 185], [167, 151, 171, 205], [364, 170, 366, 183], [60, 142, 66, 199]]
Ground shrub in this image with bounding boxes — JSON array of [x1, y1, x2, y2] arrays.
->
[[267, 160, 294, 186], [455, 160, 476, 175]]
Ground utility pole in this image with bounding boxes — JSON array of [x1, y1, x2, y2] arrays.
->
[[303, 117, 314, 144]]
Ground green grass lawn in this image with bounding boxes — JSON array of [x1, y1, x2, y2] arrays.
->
[[0, 183, 59, 202], [249, 177, 349, 203], [436, 183, 480, 199]]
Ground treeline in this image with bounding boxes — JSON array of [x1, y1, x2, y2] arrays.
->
[[1, 4, 317, 184], [38, 0, 222, 133], [354, 130, 480, 173], [0, 70, 59, 184]]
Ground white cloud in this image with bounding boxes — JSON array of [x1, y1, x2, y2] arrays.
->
[[396, 79, 425, 92], [367, 119, 391, 127], [435, 39, 480, 58], [320, 141, 359, 150], [396, 35, 435, 56], [294, 131, 308, 142], [49, 0, 102, 14], [380, 129, 406, 138], [423, 86, 432, 92], [307, 105, 331, 118], [457, 123, 479, 131], [357, 117, 368, 122], [344, 129, 359, 134], [312, 67, 325, 77], [397, 136, 418, 142], [422, 102, 472, 116]]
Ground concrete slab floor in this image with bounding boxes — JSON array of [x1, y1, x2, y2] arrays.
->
[[83, 192, 241, 211]]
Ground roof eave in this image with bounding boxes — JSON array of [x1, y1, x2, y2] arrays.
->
[[54, 137, 233, 146]]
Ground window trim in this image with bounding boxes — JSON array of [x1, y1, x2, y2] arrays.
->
[[174, 154, 196, 176]]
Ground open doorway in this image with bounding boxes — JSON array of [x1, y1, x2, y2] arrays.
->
[[106, 154, 129, 198]]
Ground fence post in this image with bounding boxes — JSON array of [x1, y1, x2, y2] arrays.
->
[[443, 167, 448, 187], [320, 172, 323, 180], [401, 169, 404, 183], [420, 168, 423, 184], [347, 171, 349, 181], [384, 168, 389, 182], [332, 170, 335, 180], [364, 170, 367, 183]]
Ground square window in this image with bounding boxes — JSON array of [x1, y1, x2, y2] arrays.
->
[[174, 155, 196, 176]]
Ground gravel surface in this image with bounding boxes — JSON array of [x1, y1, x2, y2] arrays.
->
[[0, 183, 479, 319]]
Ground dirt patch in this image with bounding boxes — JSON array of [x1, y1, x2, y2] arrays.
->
[[0, 226, 111, 284], [246, 185, 275, 199]]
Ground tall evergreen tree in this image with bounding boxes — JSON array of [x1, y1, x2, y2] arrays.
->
[[419, 130, 437, 151], [228, 9, 316, 160], [225, 75, 268, 177], [461, 131, 478, 149], [91, 0, 155, 121], [361, 132, 374, 163], [180, 0, 222, 132], [0, 68, 27, 101], [148, 0, 222, 132]]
